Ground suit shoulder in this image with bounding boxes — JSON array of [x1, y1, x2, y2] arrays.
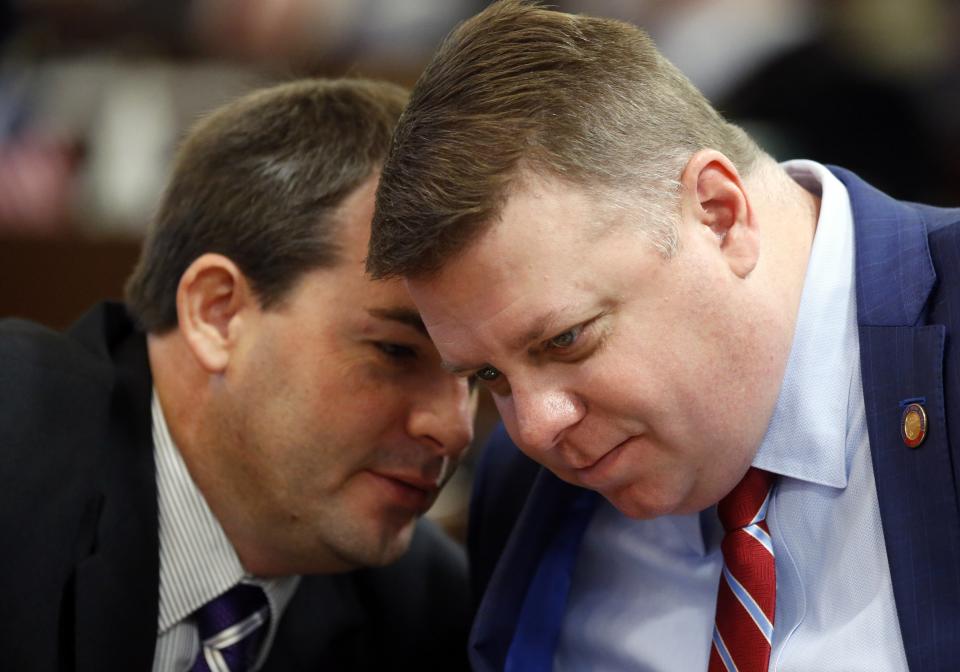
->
[[0, 315, 126, 626], [467, 424, 541, 606], [0, 316, 111, 391], [926, 211, 960, 247], [476, 423, 541, 486], [351, 519, 470, 669], [470, 424, 541, 533], [0, 302, 141, 398], [0, 309, 125, 501], [354, 518, 468, 613], [270, 521, 470, 670], [910, 201, 960, 236]]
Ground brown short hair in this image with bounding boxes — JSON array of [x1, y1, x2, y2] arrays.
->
[[125, 78, 407, 332], [367, 0, 761, 279]]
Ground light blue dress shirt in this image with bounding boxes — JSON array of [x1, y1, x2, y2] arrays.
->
[[554, 161, 909, 671]]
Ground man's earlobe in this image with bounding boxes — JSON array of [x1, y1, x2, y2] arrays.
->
[[176, 253, 251, 373], [680, 149, 759, 279]]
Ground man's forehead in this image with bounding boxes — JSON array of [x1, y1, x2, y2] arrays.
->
[[329, 174, 379, 261]]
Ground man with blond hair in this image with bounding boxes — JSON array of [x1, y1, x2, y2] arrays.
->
[[1, 78, 474, 671], [367, 1, 960, 670]]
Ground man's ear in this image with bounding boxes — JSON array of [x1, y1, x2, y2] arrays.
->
[[679, 149, 758, 278], [176, 253, 256, 373]]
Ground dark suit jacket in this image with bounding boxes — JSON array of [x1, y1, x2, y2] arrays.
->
[[467, 168, 960, 671], [0, 302, 470, 671]]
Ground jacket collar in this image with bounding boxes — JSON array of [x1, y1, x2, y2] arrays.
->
[[68, 303, 160, 672], [831, 166, 936, 326]]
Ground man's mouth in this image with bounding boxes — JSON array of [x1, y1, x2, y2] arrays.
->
[[571, 436, 635, 489], [365, 469, 440, 513]]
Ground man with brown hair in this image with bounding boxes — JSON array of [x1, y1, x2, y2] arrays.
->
[[0, 78, 474, 671], [368, 1, 960, 670]]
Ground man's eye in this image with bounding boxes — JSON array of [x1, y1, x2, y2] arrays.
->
[[475, 365, 501, 381], [375, 342, 416, 359], [548, 325, 582, 349]]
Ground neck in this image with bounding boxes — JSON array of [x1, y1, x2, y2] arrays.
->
[[148, 332, 341, 577], [148, 332, 206, 457], [147, 333, 254, 567], [745, 158, 821, 318]]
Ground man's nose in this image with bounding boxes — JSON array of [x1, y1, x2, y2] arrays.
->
[[407, 376, 475, 458], [502, 383, 585, 455]]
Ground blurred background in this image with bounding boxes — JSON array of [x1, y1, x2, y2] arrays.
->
[[1, 0, 958, 541]]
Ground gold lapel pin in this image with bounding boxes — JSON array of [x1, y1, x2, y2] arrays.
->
[[900, 402, 928, 448]]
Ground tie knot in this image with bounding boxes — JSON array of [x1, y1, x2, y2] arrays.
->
[[191, 583, 270, 672], [717, 467, 775, 532], [194, 583, 268, 641]]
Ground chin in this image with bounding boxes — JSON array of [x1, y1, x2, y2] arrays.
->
[[607, 483, 691, 520], [610, 498, 667, 520], [331, 515, 418, 569]]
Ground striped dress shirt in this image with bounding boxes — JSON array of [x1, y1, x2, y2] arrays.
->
[[150, 392, 300, 671]]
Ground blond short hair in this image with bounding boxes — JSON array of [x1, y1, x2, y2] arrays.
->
[[368, 0, 762, 278]]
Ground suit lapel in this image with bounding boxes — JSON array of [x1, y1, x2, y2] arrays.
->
[[470, 468, 596, 672], [836, 167, 960, 670], [262, 575, 368, 669], [70, 307, 160, 672]]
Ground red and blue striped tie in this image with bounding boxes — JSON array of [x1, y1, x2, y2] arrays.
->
[[709, 467, 776, 672]]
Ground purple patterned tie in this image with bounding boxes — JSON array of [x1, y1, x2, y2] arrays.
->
[[190, 583, 270, 672]]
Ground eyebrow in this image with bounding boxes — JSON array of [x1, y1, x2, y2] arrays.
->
[[440, 309, 566, 376], [442, 360, 479, 376], [367, 307, 429, 337], [508, 310, 561, 351]]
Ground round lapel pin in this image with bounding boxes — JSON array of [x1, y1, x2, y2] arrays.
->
[[900, 402, 928, 448]]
